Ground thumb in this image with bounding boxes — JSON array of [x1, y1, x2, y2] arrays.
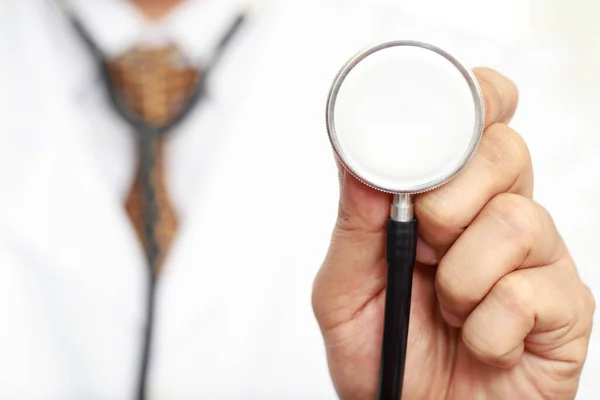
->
[[313, 166, 391, 332], [336, 165, 391, 235]]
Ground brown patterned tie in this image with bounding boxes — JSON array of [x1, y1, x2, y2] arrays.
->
[[105, 45, 199, 272]]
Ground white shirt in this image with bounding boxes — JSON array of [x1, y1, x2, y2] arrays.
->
[[0, 0, 599, 399], [55, 0, 262, 221]]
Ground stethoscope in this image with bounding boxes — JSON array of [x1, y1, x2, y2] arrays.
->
[[326, 41, 485, 399], [55, 1, 246, 399]]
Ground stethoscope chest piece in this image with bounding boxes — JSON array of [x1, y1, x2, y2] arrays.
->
[[327, 40, 484, 195]]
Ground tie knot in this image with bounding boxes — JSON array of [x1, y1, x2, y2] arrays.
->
[[106, 44, 200, 128]]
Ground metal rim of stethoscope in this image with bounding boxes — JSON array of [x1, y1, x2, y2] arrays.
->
[[325, 40, 486, 195]]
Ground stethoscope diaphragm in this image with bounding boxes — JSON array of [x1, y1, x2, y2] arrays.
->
[[326, 40, 485, 195]]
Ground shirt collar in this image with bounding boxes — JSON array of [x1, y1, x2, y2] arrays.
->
[[66, 0, 247, 62], [165, 0, 248, 64], [44, 0, 252, 100]]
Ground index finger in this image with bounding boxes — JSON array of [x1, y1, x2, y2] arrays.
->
[[473, 67, 519, 128]]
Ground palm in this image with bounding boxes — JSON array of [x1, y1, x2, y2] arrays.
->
[[323, 261, 576, 400]]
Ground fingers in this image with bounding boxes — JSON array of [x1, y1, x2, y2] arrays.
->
[[435, 193, 595, 369], [435, 193, 564, 327], [416, 124, 533, 262], [414, 69, 523, 263], [473, 67, 519, 128], [461, 262, 595, 369]]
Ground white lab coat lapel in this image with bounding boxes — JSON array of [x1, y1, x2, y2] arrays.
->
[[0, 1, 145, 397]]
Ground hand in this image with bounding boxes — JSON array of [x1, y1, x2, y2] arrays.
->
[[312, 68, 595, 400]]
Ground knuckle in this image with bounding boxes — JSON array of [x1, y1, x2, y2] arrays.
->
[[334, 199, 388, 238], [462, 327, 518, 367], [483, 124, 531, 176], [582, 283, 596, 316], [474, 68, 519, 123], [476, 70, 503, 119], [571, 282, 596, 337], [335, 202, 354, 233], [311, 262, 332, 321], [334, 203, 373, 239], [462, 327, 496, 360], [311, 278, 322, 317], [486, 193, 539, 246], [493, 273, 535, 320], [435, 265, 480, 312], [417, 193, 466, 232]]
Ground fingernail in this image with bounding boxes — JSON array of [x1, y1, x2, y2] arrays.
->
[[416, 237, 438, 265]]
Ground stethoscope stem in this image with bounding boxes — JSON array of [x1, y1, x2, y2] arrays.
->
[[391, 194, 414, 222], [377, 194, 417, 400]]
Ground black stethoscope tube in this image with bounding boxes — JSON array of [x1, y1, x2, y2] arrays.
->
[[378, 218, 418, 400]]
